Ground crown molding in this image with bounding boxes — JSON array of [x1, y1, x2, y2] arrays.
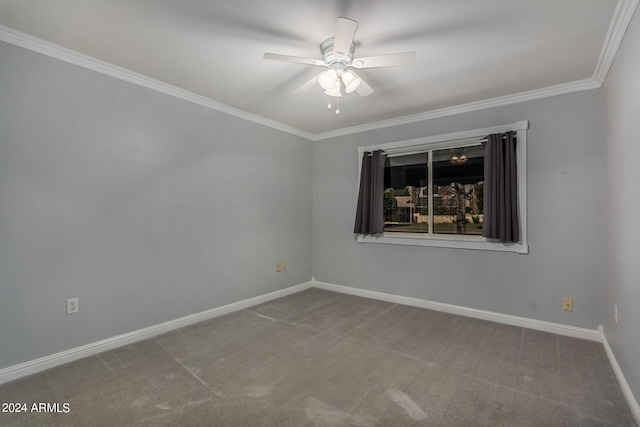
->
[[1, 0, 636, 144], [309, 0, 639, 141], [593, 0, 640, 84], [0, 25, 314, 141], [311, 78, 601, 141]]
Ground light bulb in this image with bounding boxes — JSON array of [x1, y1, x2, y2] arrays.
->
[[318, 69, 338, 90], [341, 70, 362, 93], [324, 80, 342, 97]]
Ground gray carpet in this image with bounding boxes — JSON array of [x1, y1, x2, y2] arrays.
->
[[0, 288, 636, 426]]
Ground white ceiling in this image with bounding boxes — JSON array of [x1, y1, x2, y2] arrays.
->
[[0, 0, 626, 136]]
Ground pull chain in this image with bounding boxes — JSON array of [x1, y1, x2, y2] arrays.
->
[[326, 96, 341, 115]]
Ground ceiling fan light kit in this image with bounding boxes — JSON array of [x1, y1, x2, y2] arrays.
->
[[341, 71, 362, 93], [318, 69, 338, 90], [450, 149, 469, 165], [264, 17, 416, 115], [324, 81, 342, 97]]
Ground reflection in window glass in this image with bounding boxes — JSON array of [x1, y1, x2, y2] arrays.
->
[[432, 146, 484, 235], [383, 145, 484, 236], [383, 153, 428, 233]]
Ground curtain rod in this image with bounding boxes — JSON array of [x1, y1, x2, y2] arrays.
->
[[358, 122, 525, 155], [380, 137, 488, 157], [364, 133, 519, 156]]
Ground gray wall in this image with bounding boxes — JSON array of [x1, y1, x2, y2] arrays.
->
[[4, 23, 634, 398], [0, 42, 313, 370], [602, 8, 640, 404], [313, 90, 603, 330]]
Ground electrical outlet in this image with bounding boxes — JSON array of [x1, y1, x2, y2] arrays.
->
[[281, 262, 286, 271], [614, 304, 618, 323], [67, 297, 79, 315], [562, 298, 573, 312]]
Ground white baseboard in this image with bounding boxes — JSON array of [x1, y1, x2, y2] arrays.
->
[[314, 281, 640, 422], [600, 327, 640, 425], [0, 281, 313, 385], [6, 279, 637, 424], [311, 281, 602, 342]]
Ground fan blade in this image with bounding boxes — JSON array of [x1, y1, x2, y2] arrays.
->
[[351, 51, 416, 68], [333, 17, 358, 58], [293, 73, 322, 94], [263, 53, 326, 66], [355, 77, 374, 97]]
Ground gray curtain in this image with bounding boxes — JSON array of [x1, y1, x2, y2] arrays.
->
[[354, 150, 387, 235], [482, 131, 519, 242]]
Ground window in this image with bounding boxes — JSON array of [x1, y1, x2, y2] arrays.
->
[[384, 144, 485, 236], [357, 121, 529, 253]]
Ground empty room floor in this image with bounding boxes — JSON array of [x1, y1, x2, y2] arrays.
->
[[0, 288, 636, 426]]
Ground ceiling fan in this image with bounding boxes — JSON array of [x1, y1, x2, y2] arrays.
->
[[264, 17, 416, 113]]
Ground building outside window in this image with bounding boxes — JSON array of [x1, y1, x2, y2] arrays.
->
[[356, 121, 528, 253], [383, 144, 485, 236]]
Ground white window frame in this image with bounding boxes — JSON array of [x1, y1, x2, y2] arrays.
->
[[357, 121, 529, 254]]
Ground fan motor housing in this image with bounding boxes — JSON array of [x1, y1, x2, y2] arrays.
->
[[320, 37, 356, 67]]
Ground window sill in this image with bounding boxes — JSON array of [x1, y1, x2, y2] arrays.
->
[[357, 233, 528, 253]]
